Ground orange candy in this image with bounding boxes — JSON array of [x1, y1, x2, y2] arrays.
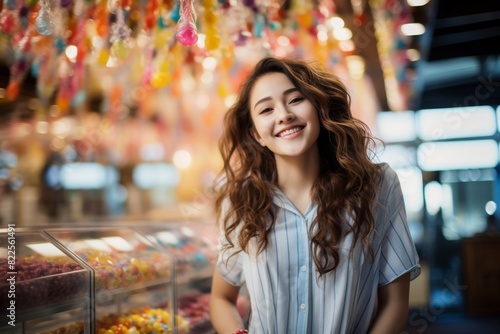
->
[[6, 81, 20, 100]]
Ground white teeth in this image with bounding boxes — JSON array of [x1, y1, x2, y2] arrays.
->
[[278, 127, 302, 137]]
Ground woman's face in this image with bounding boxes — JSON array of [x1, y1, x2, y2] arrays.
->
[[249, 72, 320, 160]]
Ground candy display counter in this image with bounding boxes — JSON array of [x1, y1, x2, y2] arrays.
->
[[132, 221, 219, 333], [0, 230, 91, 334], [0, 222, 224, 334], [43, 226, 177, 333]]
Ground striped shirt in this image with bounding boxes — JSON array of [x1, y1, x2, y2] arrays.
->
[[217, 163, 421, 333]]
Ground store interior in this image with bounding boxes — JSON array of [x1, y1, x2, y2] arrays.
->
[[1, 0, 500, 333]]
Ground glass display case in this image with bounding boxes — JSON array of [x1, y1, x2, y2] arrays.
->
[[43, 226, 178, 333], [0, 230, 91, 334], [0, 222, 246, 334], [133, 221, 218, 333]]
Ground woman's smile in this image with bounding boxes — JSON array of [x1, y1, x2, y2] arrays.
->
[[276, 125, 305, 137]]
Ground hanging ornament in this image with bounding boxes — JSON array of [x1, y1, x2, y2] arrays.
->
[[176, 0, 198, 46], [109, 7, 132, 60], [95, 1, 109, 37], [0, 10, 16, 33], [145, 0, 158, 31], [60, 0, 72, 9], [5, 0, 16, 10], [223, 2, 253, 47], [253, 13, 265, 38], [35, 0, 54, 35], [151, 58, 172, 88], [108, 0, 118, 13], [97, 48, 109, 65], [203, 0, 220, 51], [6, 80, 20, 100], [170, 3, 180, 23], [18, 6, 29, 29]]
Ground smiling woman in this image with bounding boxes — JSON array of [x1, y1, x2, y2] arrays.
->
[[249, 72, 320, 164], [209, 57, 421, 334]]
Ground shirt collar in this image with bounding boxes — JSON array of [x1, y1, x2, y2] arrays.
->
[[272, 187, 316, 218]]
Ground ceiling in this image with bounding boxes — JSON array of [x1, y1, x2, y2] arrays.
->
[[410, 0, 500, 110]]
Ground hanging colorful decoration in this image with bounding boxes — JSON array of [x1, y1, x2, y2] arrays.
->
[[175, 0, 198, 46], [369, 0, 415, 110], [0, 0, 416, 114], [35, 0, 54, 35]]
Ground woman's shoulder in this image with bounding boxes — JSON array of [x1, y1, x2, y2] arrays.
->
[[376, 162, 397, 178], [374, 162, 401, 195]]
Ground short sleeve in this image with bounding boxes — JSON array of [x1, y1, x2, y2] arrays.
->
[[216, 233, 245, 286], [378, 165, 421, 286]]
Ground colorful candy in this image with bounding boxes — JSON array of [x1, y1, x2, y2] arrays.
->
[[96, 307, 188, 334], [79, 249, 172, 291], [0, 256, 87, 311], [35, 0, 54, 35], [203, 0, 220, 51], [175, 0, 197, 46]]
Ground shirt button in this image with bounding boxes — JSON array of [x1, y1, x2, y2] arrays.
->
[[300, 304, 306, 310], [301, 266, 306, 272]]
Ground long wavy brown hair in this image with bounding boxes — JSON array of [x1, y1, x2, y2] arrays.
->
[[214, 56, 382, 276]]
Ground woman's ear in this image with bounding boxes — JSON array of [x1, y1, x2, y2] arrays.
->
[[250, 129, 265, 147]]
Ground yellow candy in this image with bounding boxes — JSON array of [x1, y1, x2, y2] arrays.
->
[[97, 49, 109, 66], [152, 71, 171, 88], [154, 29, 174, 50], [205, 34, 220, 50], [205, 11, 217, 25], [112, 40, 129, 60]]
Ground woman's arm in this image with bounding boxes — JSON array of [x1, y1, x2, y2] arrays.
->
[[369, 272, 411, 334], [209, 267, 245, 334]]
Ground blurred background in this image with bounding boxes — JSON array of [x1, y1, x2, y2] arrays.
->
[[1, 0, 500, 332]]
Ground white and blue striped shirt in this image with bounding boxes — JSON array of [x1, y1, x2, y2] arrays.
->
[[217, 163, 421, 333]]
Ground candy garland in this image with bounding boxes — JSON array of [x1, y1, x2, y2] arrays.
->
[[35, 0, 54, 35], [202, 0, 219, 51], [369, 0, 415, 110], [0, 0, 416, 115], [175, 0, 197, 46], [0, 0, 344, 104], [109, 3, 133, 60]]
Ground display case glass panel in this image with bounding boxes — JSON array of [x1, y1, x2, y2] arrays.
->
[[132, 221, 218, 334], [44, 226, 176, 333], [0, 230, 91, 334]]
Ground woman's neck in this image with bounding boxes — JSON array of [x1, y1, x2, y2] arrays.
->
[[274, 147, 320, 206]]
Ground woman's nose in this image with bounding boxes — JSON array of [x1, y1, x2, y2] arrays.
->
[[276, 107, 295, 123]]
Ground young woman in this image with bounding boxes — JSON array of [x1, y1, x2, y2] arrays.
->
[[209, 57, 420, 334]]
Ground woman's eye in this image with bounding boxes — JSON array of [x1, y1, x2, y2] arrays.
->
[[289, 97, 304, 104], [260, 107, 273, 114]]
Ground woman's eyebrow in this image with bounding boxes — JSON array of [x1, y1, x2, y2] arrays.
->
[[253, 88, 299, 110]]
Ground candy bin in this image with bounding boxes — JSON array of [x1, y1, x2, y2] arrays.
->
[[43, 226, 178, 333], [132, 220, 220, 334], [0, 229, 91, 334]]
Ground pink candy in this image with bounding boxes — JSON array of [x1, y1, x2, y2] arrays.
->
[[176, 0, 198, 46]]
